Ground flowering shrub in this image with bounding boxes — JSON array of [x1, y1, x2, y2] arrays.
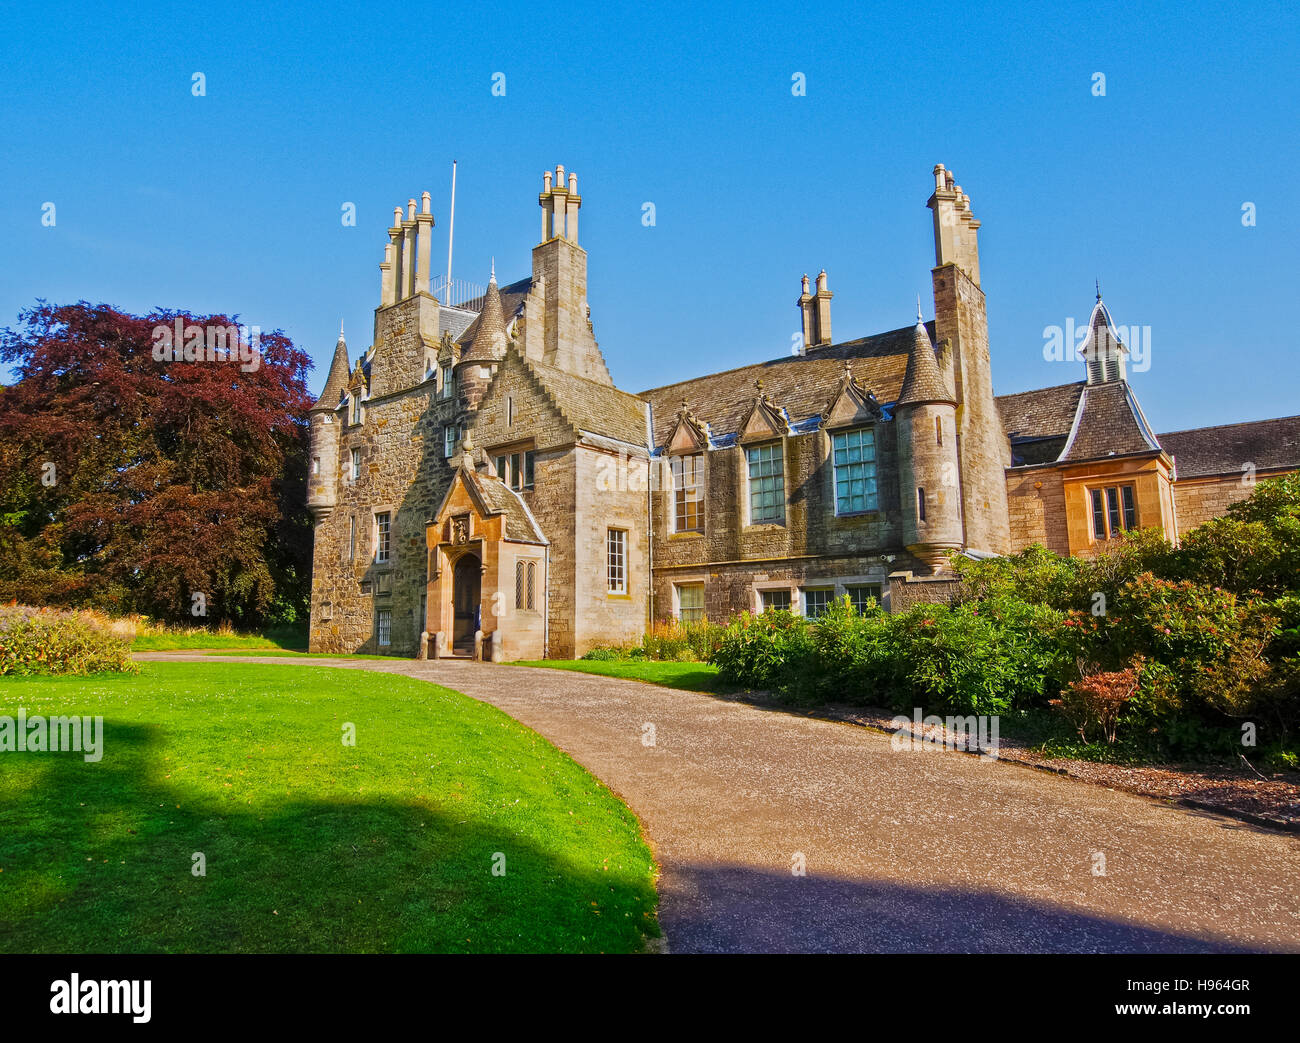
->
[[0, 604, 136, 675]]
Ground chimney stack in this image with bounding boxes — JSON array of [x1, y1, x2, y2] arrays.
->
[[379, 193, 436, 306], [927, 163, 981, 285], [538, 165, 581, 245], [814, 269, 832, 346], [796, 270, 833, 351]]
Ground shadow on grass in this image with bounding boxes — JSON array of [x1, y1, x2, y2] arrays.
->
[[0, 721, 655, 954]]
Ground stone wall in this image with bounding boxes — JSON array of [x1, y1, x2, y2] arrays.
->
[[887, 571, 965, 612], [933, 263, 1011, 555], [309, 379, 454, 655], [1005, 466, 1069, 554], [572, 446, 650, 656], [1172, 472, 1271, 535], [650, 423, 924, 620]]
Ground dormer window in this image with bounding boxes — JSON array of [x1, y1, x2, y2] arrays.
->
[[671, 453, 704, 532], [832, 427, 878, 515], [351, 393, 365, 425], [746, 443, 785, 525]]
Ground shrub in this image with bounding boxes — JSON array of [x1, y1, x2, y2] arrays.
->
[[1051, 665, 1141, 744], [0, 604, 136, 676], [803, 596, 902, 704], [711, 611, 816, 693], [891, 602, 1036, 716], [580, 646, 627, 661], [1103, 574, 1278, 715], [640, 619, 724, 662]]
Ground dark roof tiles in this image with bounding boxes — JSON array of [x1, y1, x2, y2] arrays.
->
[[1159, 416, 1300, 478], [639, 324, 922, 446]]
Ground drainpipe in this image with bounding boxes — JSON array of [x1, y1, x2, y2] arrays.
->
[[543, 541, 551, 660], [645, 402, 654, 629]]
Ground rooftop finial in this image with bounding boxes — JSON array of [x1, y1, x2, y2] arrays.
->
[[490, 257, 496, 284], [917, 294, 923, 323], [1096, 278, 1102, 302], [339, 319, 345, 340]]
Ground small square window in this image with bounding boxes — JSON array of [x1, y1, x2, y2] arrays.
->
[[760, 589, 791, 613], [802, 588, 834, 618], [845, 585, 881, 615], [676, 583, 705, 624]]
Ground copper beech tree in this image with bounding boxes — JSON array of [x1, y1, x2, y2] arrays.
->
[[0, 301, 314, 626]]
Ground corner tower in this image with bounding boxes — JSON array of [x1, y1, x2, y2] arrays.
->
[[306, 324, 350, 520], [896, 309, 963, 571]]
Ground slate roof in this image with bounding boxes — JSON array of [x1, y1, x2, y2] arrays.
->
[[1060, 382, 1162, 461], [517, 350, 650, 448], [312, 331, 352, 411], [897, 319, 955, 406], [996, 382, 1084, 441], [456, 277, 532, 351], [996, 380, 1162, 466], [459, 466, 548, 545], [638, 324, 924, 447], [1159, 416, 1300, 478]]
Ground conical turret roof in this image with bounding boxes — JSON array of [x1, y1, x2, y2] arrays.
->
[[461, 264, 507, 363], [896, 312, 954, 406], [311, 323, 351, 411]]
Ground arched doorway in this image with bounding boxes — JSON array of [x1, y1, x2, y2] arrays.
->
[[451, 553, 482, 655]]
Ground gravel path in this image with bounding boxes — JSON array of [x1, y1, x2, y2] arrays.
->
[[138, 653, 1300, 953]]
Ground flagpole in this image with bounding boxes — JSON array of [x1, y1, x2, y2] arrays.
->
[[446, 160, 457, 302]]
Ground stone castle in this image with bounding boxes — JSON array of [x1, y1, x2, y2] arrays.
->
[[306, 165, 1300, 658]]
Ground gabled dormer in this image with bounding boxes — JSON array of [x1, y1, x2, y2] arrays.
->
[[820, 360, 885, 430], [663, 400, 709, 454], [737, 379, 791, 444]]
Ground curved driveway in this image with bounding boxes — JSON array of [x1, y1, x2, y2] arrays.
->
[[140, 654, 1300, 953]]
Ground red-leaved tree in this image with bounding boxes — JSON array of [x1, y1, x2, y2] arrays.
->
[[0, 301, 314, 626]]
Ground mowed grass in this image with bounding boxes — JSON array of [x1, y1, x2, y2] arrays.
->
[[0, 663, 657, 953], [512, 659, 735, 693], [130, 626, 305, 650]]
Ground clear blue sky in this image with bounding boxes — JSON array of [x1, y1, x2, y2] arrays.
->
[[2, 0, 1296, 431]]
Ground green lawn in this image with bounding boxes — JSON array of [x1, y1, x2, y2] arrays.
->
[[0, 662, 657, 953], [130, 628, 305, 652], [512, 658, 735, 693], [194, 649, 395, 660]]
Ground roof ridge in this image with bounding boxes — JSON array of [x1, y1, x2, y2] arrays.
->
[[994, 380, 1086, 401], [637, 323, 923, 398], [1158, 414, 1300, 437]]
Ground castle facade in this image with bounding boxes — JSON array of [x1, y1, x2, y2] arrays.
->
[[306, 166, 1299, 658]]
